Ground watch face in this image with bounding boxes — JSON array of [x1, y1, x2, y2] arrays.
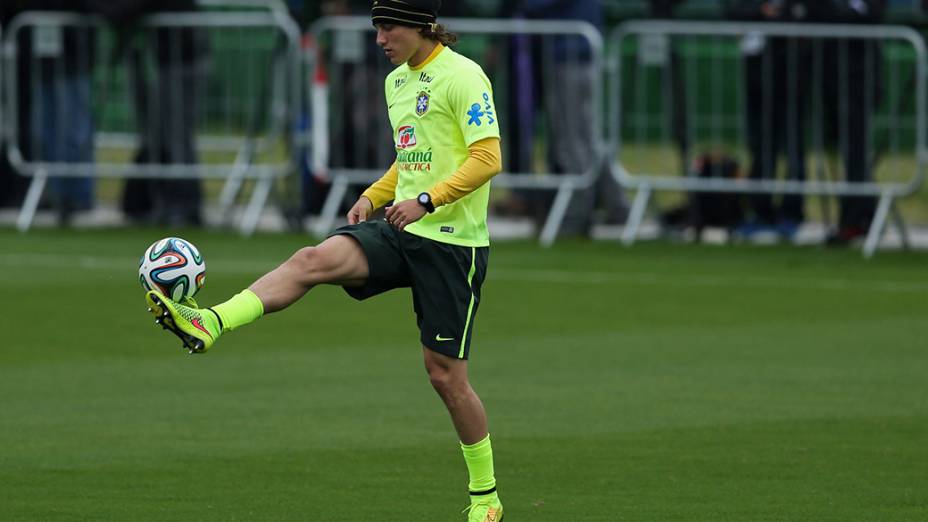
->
[[417, 193, 433, 212]]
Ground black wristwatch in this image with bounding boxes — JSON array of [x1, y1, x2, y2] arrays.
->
[[417, 192, 435, 213]]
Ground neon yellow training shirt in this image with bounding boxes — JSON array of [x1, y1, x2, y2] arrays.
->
[[384, 43, 500, 247]]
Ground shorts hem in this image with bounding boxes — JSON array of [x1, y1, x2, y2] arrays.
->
[[329, 229, 375, 301], [423, 341, 468, 360]]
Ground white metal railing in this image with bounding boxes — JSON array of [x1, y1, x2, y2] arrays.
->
[[2, 10, 301, 234], [608, 20, 928, 257]]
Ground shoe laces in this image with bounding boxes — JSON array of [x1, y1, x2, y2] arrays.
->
[[176, 305, 200, 323], [462, 501, 500, 522]]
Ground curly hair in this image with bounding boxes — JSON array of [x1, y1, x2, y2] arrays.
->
[[420, 23, 458, 46]]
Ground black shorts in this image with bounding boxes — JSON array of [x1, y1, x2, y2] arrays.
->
[[330, 219, 489, 360]]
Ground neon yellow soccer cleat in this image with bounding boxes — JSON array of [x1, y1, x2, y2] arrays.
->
[[463, 495, 503, 522], [146, 290, 221, 354]]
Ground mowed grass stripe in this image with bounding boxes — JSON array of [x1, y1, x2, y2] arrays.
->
[[1, 252, 927, 293]]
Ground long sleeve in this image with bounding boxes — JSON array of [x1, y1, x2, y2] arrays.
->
[[361, 162, 399, 210], [428, 137, 502, 207]]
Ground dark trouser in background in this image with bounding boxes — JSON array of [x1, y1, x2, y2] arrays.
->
[[823, 40, 882, 232], [123, 54, 204, 226], [544, 61, 625, 234], [35, 72, 96, 215], [743, 38, 810, 225]]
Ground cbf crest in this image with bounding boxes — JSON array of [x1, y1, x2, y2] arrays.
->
[[415, 91, 430, 116]]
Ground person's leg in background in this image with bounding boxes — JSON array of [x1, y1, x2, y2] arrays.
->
[[492, 29, 541, 222], [39, 66, 95, 223], [544, 60, 596, 236], [122, 46, 158, 223], [776, 39, 810, 239], [155, 56, 204, 227], [738, 44, 778, 235], [838, 43, 878, 240]]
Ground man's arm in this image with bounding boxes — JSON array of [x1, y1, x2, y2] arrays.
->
[[384, 138, 502, 230], [428, 137, 502, 207], [361, 162, 399, 210]]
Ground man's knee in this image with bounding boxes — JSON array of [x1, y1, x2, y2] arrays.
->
[[427, 363, 454, 393], [424, 352, 467, 397], [287, 237, 367, 285], [290, 245, 321, 271], [288, 246, 338, 283]]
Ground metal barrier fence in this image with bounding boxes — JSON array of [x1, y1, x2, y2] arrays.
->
[[608, 20, 928, 257], [307, 16, 606, 245], [6, 12, 927, 255], [2, 9, 300, 234]]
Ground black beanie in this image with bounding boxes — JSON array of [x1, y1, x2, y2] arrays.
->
[[372, 0, 442, 29]]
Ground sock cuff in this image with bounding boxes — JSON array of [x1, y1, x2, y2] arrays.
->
[[240, 289, 265, 314], [461, 434, 491, 454], [461, 434, 496, 494], [213, 288, 265, 332], [206, 308, 224, 331]]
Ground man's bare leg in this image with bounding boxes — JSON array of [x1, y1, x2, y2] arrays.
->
[[423, 348, 488, 444], [249, 235, 369, 313], [422, 348, 501, 515]]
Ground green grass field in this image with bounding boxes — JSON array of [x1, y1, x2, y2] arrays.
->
[[1, 228, 927, 521]]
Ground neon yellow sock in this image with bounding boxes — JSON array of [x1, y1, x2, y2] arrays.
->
[[461, 434, 496, 494], [210, 289, 264, 332]]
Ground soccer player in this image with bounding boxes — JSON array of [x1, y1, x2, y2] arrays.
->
[[144, 1, 504, 520]]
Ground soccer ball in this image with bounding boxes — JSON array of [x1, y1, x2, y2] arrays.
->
[[139, 237, 206, 301]]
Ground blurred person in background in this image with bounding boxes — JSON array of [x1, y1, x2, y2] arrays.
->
[[293, 0, 323, 218], [307, 0, 394, 216], [495, 0, 538, 181], [726, 0, 813, 241], [815, 0, 886, 245], [143, 1, 506, 520], [649, 0, 689, 177], [286, 0, 315, 29], [0, 0, 97, 223], [100, 0, 208, 227], [497, 0, 626, 235]]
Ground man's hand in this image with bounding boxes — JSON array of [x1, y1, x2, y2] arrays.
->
[[347, 196, 374, 225], [385, 199, 428, 231]]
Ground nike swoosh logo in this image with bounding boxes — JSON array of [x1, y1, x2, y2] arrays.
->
[[435, 334, 455, 342], [191, 318, 213, 339]]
